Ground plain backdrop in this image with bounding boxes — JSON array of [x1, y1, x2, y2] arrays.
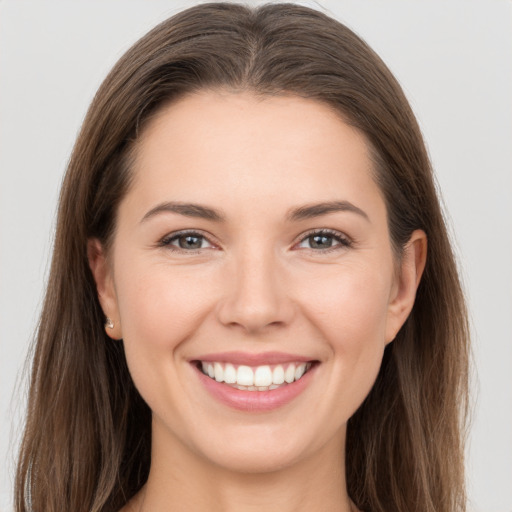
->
[[1, 1, 511, 511]]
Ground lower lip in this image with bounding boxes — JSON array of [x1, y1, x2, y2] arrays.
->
[[193, 363, 317, 412]]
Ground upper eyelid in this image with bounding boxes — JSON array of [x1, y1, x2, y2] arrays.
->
[[161, 228, 213, 241], [295, 228, 351, 243], [299, 228, 347, 237]]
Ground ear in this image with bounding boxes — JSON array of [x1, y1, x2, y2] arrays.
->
[[87, 238, 123, 340], [385, 229, 427, 343]]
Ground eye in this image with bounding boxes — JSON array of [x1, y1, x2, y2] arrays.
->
[[160, 231, 215, 251], [296, 229, 352, 251]]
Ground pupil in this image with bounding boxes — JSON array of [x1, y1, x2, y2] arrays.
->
[[179, 235, 202, 249], [310, 234, 332, 248]]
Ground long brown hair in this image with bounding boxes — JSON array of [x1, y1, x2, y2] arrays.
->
[[15, 3, 469, 511]]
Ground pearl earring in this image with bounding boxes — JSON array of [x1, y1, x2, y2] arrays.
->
[[105, 317, 114, 329]]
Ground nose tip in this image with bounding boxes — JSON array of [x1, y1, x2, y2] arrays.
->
[[216, 257, 294, 334], [220, 301, 283, 333]]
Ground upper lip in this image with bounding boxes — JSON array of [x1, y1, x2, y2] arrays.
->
[[192, 351, 316, 366]]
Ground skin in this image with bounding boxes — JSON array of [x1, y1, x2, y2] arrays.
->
[[88, 90, 426, 512]]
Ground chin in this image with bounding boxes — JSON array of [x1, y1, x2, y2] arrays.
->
[[189, 423, 327, 475], [204, 444, 307, 475]]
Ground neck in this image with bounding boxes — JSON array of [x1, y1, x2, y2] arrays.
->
[[132, 419, 354, 512]]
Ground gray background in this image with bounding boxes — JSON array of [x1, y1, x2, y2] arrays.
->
[[1, 1, 511, 511]]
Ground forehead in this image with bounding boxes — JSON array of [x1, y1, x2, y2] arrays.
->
[[123, 90, 384, 222]]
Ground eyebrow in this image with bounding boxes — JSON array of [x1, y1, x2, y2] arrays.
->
[[287, 201, 370, 222], [140, 199, 369, 224], [141, 201, 225, 223]]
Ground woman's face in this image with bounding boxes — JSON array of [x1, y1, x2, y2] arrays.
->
[[90, 91, 423, 474]]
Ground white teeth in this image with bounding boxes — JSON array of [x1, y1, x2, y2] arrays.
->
[[272, 365, 285, 385], [284, 364, 295, 383], [237, 365, 254, 386], [224, 363, 237, 384], [214, 362, 224, 382], [200, 361, 313, 390], [294, 363, 306, 381], [254, 365, 272, 387]]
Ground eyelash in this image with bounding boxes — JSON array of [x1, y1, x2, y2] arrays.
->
[[158, 229, 353, 254]]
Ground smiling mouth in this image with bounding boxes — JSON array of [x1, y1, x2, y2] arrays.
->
[[195, 361, 315, 391]]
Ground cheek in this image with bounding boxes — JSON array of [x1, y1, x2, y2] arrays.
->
[[116, 261, 211, 346], [112, 259, 221, 423], [302, 259, 392, 343], [298, 261, 392, 405], [112, 259, 217, 398]]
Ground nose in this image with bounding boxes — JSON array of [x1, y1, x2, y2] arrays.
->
[[216, 248, 295, 334]]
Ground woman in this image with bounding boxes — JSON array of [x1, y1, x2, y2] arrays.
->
[[14, 3, 469, 512]]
